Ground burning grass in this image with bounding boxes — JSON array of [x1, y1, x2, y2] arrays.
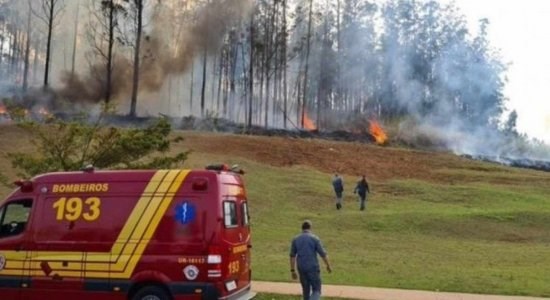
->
[[369, 120, 388, 145], [302, 112, 317, 131]]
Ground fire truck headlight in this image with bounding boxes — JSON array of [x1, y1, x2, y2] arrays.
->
[[183, 265, 199, 280]]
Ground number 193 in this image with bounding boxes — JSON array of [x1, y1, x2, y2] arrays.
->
[[53, 197, 101, 222]]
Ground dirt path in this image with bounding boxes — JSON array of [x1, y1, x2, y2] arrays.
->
[[252, 281, 550, 300]]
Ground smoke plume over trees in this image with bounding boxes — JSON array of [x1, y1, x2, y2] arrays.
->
[[0, 0, 546, 158]]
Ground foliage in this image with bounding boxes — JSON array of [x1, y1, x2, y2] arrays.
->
[[5, 113, 189, 178]]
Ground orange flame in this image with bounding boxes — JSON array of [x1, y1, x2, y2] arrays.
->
[[303, 112, 317, 131], [369, 121, 388, 145], [0, 104, 6, 115]]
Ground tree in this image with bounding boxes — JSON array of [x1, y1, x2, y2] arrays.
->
[[22, 0, 32, 92], [32, 0, 65, 89], [101, 0, 122, 103], [503, 110, 518, 136], [247, 11, 254, 128], [281, 0, 288, 128], [70, 1, 80, 77], [301, 0, 314, 128], [85, 0, 126, 103], [0, 0, 22, 83], [127, 0, 145, 117], [5, 114, 190, 178]]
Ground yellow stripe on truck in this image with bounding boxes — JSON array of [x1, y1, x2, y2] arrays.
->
[[109, 170, 170, 256], [115, 169, 190, 278], [0, 169, 190, 279]]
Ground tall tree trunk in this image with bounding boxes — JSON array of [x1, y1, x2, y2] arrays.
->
[[210, 55, 217, 112], [273, 39, 279, 126], [223, 49, 229, 118], [23, 1, 32, 92], [282, 0, 288, 129], [242, 44, 248, 124], [0, 24, 4, 77], [264, 3, 275, 128], [240, 43, 248, 123], [336, 0, 342, 111], [44, 0, 55, 88], [129, 0, 143, 117], [189, 60, 194, 113], [216, 50, 223, 113], [32, 39, 39, 84], [10, 29, 17, 81], [316, 0, 330, 129], [71, 1, 80, 77], [258, 46, 264, 125], [301, 0, 314, 128], [17, 31, 24, 82], [247, 13, 254, 128], [296, 73, 302, 125], [229, 46, 237, 118], [105, 1, 115, 103], [263, 52, 270, 128], [200, 45, 208, 117]]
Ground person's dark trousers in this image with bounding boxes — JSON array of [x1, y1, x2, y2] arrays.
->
[[359, 193, 367, 210], [335, 190, 343, 210], [298, 269, 322, 300]]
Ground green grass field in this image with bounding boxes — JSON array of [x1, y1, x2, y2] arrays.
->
[[1, 126, 549, 297], [247, 163, 550, 297], [183, 144, 550, 297]]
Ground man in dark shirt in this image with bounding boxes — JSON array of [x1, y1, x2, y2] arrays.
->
[[332, 174, 344, 210], [289, 220, 332, 300], [353, 175, 370, 211]]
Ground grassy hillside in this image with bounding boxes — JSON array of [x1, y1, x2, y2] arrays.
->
[[1, 125, 549, 297]]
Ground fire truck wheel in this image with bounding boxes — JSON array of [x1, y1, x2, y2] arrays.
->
[[131, 285, 172, 300]]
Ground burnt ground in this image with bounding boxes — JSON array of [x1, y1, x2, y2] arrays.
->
[[178, 131, 549, 186]]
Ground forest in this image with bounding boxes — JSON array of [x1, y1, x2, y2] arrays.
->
[[0, 0, 547, 158]]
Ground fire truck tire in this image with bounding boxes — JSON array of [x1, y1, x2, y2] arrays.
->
[[131, 285, 172, 300]]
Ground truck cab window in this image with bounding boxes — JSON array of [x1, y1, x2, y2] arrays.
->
[[223, 201, 238, 228], [0, 199, 32, 238]]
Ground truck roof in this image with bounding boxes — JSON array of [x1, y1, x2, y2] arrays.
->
[[29, 169, 241, 185]]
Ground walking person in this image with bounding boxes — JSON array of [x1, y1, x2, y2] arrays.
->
[[290, 220, 332, 300], [332, 174, 344, 210], [353, 175, 370, 211]]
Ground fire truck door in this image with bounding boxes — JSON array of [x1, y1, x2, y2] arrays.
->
[[22, 247, 85, 300], [21, 195, 85, 300], [0, 199, 34, 300]]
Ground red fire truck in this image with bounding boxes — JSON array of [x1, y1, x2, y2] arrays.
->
[[0, 165, 255, 300]]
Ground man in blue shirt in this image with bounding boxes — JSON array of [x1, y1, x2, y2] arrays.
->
[[289, 220, 332, 300]]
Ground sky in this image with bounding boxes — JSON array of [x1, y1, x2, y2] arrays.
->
[[443, 0, 550, 143]]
